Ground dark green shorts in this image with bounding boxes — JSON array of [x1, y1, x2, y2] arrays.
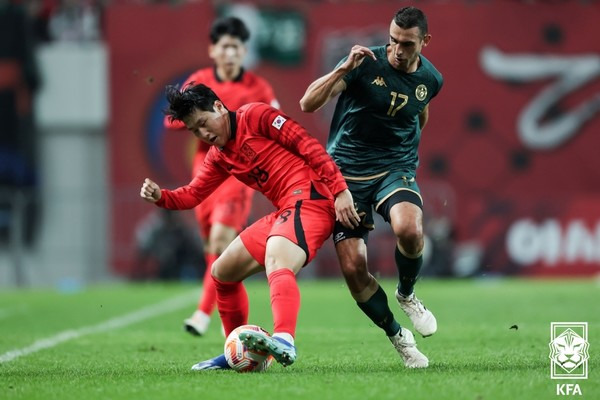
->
[[333, 170, 423, 244]]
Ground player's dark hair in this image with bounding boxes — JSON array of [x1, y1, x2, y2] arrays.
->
[[164, 83, 225, 122], [394, 7, 428, 38], [209, 16, 250, 44]]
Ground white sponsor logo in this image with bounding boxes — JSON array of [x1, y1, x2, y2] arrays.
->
[[272, 115, 287, 130], [506, 219, 600, 266], [481, 46, 600, 150]]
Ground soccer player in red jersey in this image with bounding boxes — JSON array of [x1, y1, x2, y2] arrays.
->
[[163, 17, 279, 337], [140, 83, 360, 369]]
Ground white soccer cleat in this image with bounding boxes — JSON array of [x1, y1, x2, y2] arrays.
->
[[396, 290, 437, 337], [183, 310, 210, 336], [388, 328, 429, 368]]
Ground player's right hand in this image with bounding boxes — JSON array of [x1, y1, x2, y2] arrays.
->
[[140, 178, 161, 203], [340, 45, 377, 72], [335, 189, 360, 229]]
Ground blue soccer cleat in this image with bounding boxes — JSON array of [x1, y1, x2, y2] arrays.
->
[[238, 330, 297, 367], [190, 354, 231, 371]]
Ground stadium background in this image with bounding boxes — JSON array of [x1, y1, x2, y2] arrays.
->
[[1, 0, 599, 287]]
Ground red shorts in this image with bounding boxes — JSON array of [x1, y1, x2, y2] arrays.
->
[[239, 199, 335, 266], [193, 154, 254, 238]]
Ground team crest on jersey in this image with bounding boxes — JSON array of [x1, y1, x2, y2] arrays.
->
[[272, 115, 287, 130], [371, 76, 387, 87], [415, 84, 428, 101], [240, 142, 257, 162]]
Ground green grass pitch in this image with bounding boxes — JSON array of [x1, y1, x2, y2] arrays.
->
[[1, 278, 598, 399]]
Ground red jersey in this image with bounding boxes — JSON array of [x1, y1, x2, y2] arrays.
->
[[163, 67, 278, 154], [156, 103, 348, 210]]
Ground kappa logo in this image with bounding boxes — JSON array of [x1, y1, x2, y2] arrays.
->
[[371, 76, 387, 87], [272, 115, 287, 130], [549, 322, 589, 380]]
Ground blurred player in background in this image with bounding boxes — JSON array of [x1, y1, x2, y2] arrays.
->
[[300, 6, 442, 368], [142, 83, 360, 369], [164, 16, 279, 337]]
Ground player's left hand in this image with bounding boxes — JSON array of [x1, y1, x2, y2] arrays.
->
[[335, 189, 360, 229], [140, 178, 161, 203]]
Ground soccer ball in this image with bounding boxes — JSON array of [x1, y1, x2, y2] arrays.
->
[[224, 324, 274, 373]]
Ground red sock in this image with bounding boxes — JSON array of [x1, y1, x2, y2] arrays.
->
[[197, 253, 218, 315], [268, 269, 300, 337], [213, 277, 249, 337]]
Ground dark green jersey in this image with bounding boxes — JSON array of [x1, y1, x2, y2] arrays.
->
[[327, 45, 443, 177]]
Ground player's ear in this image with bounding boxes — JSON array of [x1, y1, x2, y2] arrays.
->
[[238, 43, 248, 57], [422, 33, 431, 47], [208, 44, 217, 60], [214, 100, 226, 114]]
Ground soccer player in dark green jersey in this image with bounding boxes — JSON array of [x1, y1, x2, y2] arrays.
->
[[300, 7, 442, 368]]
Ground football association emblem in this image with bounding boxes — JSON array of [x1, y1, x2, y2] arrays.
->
[[415, 84, 427, 101], [549, 322, 589, 379]]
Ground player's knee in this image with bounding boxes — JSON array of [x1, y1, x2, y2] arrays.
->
[[397, 234, 424, 257], [339, 252, 368, 279], [211, 257, 231, 281], [393, 225, 423, 255]]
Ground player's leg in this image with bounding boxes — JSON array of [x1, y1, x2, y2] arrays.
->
[[334, 235, 399, 336], [338, 176, 428, 367], [191, 224, 263, 372], [390, 201, 424, 296], [334, 235, 428, 368], [240, 235, 305, 367], [239, 200, 333, 367], [333, 181, 403, 338], [211, 234, 263, 336], [377, 184, 437, 337]]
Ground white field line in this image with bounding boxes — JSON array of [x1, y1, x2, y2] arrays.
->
[[0, 290, 197, 363]]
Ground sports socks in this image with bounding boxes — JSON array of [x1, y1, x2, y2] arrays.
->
[[197, 253, 218, 315], [213, 277, 249, 337], [267, 268, 300, 338], [357, 286, 401, 337], [395, 246, 423, 297]]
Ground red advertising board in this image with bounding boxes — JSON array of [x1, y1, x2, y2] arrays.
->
[[106, 2, 600, 277]]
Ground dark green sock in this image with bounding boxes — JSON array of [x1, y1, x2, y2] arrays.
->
[[395, 247, 423, 297], [356, 286, 401, 336]]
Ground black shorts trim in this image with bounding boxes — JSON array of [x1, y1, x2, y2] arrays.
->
[[294, 200, 309, 261], [377, 190, 423, 223], [333, 222, 370, 245]]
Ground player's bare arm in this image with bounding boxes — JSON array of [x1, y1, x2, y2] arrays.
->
[[140, 178, 161, 203], [419, 104, 430, 130], [335, 188, 360, 229], [300, 45, 376, 113]]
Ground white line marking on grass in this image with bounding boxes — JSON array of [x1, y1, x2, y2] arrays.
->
[[0, 290, 197, 363]]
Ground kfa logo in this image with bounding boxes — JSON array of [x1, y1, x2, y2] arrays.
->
[[549, 322, 589, 379], [549, 322, 589, 396]]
